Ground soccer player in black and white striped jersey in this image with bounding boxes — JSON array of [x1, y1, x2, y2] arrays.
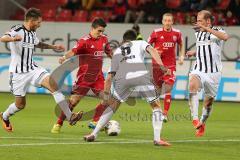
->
[[186, 10, 229, 137], [0, 8, 82, 132]]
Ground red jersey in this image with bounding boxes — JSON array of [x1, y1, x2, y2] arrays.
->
[[72, 34, 111, 83], [148, 27, 182, 70]]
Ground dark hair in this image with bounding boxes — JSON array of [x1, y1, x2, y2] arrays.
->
[[132, 24, 140, 34], [25, 8, 42, 21], [91, 17, 107, 28], [198, 10, 214, 23], [123, 30, 137, 41]]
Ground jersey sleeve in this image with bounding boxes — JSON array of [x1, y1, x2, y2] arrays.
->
[[141, 40, 150, 52], [72, 39, 85, 55], [34, 32, 40, 45], [110, 50, 120, 73], [104, 37, 112, 56], [177, 32, 183, 45], [147, 31, 156, 45], [4, 28, 18, 37]]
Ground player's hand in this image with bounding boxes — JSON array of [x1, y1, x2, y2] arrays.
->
[[186, 50, 196, 58], [53, 45, 65, 52], [165, 69, 171, 76], [193, 23, 209, 32], [13, 35, 22, 42], [59, 56, 66, 64], [178, 56, 184, 65]]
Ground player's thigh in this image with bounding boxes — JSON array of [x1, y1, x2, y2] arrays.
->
[[189, 74, 201, 92], [112, 80, 132, 103], [108, 96, 121, 112], [92, 74, 105, 98], [41, 75, 58, 93], [203, 73, 221, 100], [30, 68, 54, 92], [10, 73, 31, 98]]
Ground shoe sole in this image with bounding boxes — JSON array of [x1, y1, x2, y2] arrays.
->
[[69, 111, 83, 126]]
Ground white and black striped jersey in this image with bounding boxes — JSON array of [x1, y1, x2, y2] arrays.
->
[[193, 26, 226, 73], [5, 24, 40, 73]]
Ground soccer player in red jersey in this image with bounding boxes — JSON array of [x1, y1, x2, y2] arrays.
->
[[51, 18, 112, 133], [148, 13, 185, 122]]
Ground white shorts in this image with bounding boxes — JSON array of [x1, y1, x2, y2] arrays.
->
[[9, 67, 50, 97], [111, 75, 159, 103], [190, 70, 222, 98]]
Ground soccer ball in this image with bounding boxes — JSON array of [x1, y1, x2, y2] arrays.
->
[[105, 120, 121, 136]]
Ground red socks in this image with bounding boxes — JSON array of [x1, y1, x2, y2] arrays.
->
[[163, 94, 172, 115], [92, 103, 107, 122]]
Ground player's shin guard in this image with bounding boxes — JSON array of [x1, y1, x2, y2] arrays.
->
[[92, 103, 107, 122], [189, 92, 199, 120], [52, 91, 72, 121], [2, 103, 21, 120], [92, 106, 114, 137], [200, 106, 212, 124], [163, 94, 172, 115], [152, 108, 163, 142]]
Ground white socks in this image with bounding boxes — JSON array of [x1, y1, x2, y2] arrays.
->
[[52, 91, 72, 121], [2, 103, 21, 120], [92, 106, 114, 137], [189, 93, 199, 120], [200, 106, 212, 124], [152, 108, 163, 142]]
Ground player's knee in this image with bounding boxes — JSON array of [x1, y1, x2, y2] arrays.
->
[[189, 82, 199, 92], [15, 101, 26, 109], [69, 98, 79, 108]]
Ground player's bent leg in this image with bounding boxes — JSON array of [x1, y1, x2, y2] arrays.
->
[[150, 100, 171, 146], [41, 76, 82, 125], [188, 74, 201, 128], [196, 96, 214, 137], [51, 94, 83, 133], [84, 98, 120, 142], [1, 97, 26, 132]]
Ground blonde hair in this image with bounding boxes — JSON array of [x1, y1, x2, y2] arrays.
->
[[198, 10, 214, 23], [162, 13, 174, 20]]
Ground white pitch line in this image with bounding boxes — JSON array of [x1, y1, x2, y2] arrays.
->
[[0, 138, 239, 147]]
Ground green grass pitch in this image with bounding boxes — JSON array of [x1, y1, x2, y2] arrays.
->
[[0, 92, 239, 160]]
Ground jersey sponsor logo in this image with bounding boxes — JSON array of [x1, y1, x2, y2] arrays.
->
[[163, 42, 174, 48], [94, 51, 104, 56], [22, 42, 35, 49]]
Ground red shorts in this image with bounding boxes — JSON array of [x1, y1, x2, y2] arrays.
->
[[153, 67, 176, 88], [72, 72, 104, 96]]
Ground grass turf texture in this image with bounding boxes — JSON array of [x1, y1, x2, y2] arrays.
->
[[0, 92, 239, 160]]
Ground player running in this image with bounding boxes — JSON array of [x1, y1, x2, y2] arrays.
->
[[0, 8, 82, 132], [84, 29, 171, 146], [51, 18, 112, 133], [148, 13, 185, 122], [187, 10, 229, 137]]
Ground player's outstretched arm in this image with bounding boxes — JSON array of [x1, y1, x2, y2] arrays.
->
[[0, 35, 22, 42], [194, 23, 229, 41], [59, 50, 75, 64], [147, 46, 169, 74], [35, 42, 65, 51], [103, 73, 114, 101]]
